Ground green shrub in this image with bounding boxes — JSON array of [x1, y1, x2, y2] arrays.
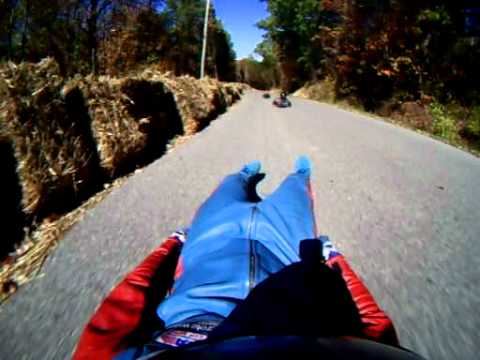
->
[[429, 102, 458, 142], [466, 106, 480, 138]]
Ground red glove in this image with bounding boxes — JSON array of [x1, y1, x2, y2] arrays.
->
[[326, 255, 399, 346], [73, 235, 183, 360]]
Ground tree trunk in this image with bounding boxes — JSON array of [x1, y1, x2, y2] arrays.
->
[[7, 5, 16, 60], [20, 0, 31, 60], [87, 0, 99, 74]]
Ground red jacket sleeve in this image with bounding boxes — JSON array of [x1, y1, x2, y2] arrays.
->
[[73, 236, 182, 360], [326, 255, 399, 346]]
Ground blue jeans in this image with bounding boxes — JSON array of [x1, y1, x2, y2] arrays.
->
[[158, 170, 317, 327]]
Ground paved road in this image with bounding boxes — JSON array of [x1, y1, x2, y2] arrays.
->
[[1, 91, 480, 359]]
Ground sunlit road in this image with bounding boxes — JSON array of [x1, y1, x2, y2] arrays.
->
[[1, 90, 479, 359]]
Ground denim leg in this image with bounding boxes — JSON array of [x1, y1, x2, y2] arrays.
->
[[192, 160, 264, 225], [259, 172, 317, 250], [192, 173, 250, 223]]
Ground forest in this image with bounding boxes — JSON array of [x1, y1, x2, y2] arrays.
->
[[0, 0, 243, 266], [253, 0, 480, 148], [0, 0, 236, 80]]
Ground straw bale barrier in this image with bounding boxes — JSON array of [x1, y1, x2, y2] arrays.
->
[[0, 58, 246, 261]]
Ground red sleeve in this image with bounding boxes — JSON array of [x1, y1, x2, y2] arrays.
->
[[73, 236, 182, 360], [326, 255, 399, 346]]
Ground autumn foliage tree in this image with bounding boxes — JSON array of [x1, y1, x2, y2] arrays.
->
[[236, 37, 281, 90], [260, 0, 480, 108], [0, 0, 237, 80]]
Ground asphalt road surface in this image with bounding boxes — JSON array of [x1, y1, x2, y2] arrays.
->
[[1, 91, 479, 359]]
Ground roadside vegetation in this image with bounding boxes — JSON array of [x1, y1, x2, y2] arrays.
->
[[2, 0, 479, 300], [0, 0, 245, 297], [0, 58, 245, 298], [236, 40, 281, 90], [247, 0, 480, 153], [0, 0, 236, 79]]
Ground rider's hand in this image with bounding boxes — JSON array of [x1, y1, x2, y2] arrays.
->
[[318, 235, 341, 261]]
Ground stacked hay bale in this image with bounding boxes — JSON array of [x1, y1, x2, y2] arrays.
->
[[200, 77, 228, 117], [141, 69, 246, 135], [0, 63, 22, 257], [0, 59, 102, 228], [75, 76, 183, 178], [0, 58, 245, 260], [0, 129, 25, 257], [222, 82, 246, 104], [200, 78, 247, 114], [148, 73, 213, 134]]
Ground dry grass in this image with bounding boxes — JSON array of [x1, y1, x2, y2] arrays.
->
[[0, 59, 101, 220], [141, 69, 246, 134], [294, 78, 336, 103], [0, 176, 127, 304], [75, 75, 183, 178], [294, 80, 480, 157], [0, 58, 246, 303], [72, 76, 147, 178], [148, 73, 214, 134]]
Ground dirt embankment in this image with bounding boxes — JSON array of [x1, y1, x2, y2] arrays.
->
[[295, 80, 434, 130], [0, 58, 246, 295], [294, 80, 479, 155]]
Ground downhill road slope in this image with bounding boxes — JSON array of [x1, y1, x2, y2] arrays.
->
[[1, 91, 479, 360]]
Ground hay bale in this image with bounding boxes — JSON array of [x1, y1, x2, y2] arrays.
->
[[120, 79, 183, 157], [199, 77, 228, 116], [0, 58, 244, 238], [163, 75, 214, 133], [0, 58, 102, 221], [140, 69, 245, 135], [221, 83, 244, 105], [0, 137, 25, 258], [78, 76, 183, 177]]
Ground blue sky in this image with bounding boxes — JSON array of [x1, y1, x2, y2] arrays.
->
[[214, 1, 269, 59]]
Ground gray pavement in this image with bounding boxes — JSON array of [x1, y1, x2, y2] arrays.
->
[[1, 90, 479, 359]]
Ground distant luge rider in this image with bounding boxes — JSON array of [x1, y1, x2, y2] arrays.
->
[[74, 156, 422, 360]]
